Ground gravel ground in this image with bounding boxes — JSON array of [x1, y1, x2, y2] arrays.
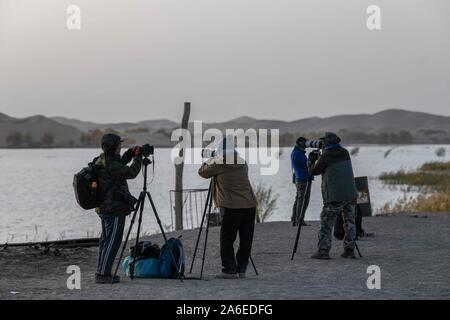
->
[[1, 213, 449, 300]]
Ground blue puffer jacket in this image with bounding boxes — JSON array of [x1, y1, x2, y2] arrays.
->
[[291, 147, 313, 183]]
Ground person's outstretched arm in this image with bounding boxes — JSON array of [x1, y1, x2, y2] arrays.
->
[[121, 148, 135, 164], [113, 157, 142, 180]]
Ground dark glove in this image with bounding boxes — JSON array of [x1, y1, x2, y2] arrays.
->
[[123, 147, 134, 158], [308, 151, 319, 163]]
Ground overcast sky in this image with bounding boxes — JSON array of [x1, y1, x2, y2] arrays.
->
[[1, 0, 449, 123]]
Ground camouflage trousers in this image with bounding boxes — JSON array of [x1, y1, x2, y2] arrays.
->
[[318, 201, 356, 253]]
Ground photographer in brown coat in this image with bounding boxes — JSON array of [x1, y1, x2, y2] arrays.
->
[[198, 139, 257, 279]]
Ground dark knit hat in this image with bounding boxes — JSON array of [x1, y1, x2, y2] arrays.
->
[[320, 132, 341, 145]]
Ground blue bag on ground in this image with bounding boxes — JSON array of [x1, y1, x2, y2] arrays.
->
[[122, 256, 161, 278], [159, 237, 185, 279]]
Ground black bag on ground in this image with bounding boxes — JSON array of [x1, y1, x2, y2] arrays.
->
[[73, 163, 100, 210], [130, 241, 161, 260], [334, 204, 364, 240]]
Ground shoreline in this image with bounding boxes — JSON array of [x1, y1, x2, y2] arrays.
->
[[1, 213, 449, 300], [1, 143, 450, 150]]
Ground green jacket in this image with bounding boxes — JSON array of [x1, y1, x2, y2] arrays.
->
[[309, 146, 357, 204], [94, 149, 142, 215]]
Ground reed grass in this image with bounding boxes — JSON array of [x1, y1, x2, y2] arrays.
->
[[380, 161, 450, 213]]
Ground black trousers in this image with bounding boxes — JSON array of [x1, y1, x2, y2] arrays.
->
[[291, 182, 312, 226], [97, 214, 126, 276], [219, 207, 256, 274]]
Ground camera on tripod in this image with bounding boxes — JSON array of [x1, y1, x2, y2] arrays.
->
[[141, 144, 154, 158]]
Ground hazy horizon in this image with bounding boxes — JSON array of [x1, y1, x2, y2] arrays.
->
[[1, 0, 449, 123], [2, 107, 450, 125]]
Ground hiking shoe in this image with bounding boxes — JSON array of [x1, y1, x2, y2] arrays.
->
[[311, 252, 330, 260], [341, 250, 356, 259], [216, 272, 238, 279], [238, 273, 246, 279], [95, 273, 120, 284]]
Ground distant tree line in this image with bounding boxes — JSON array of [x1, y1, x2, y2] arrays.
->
[[279, 130, 450, 146], [125, 127, 149, 134], [4, 128, 449, 148], [79, 128, 136, 147], [336, 130, 414, 144], [5, 131, 59, 147]]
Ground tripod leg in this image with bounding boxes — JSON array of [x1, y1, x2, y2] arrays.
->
[[291, 181, 310, 261], [249, 256, 258, 276], [146, 192, 184, 282], [129, 192, 146, 280], [112, 192, 144, 281], [200, 188, 213, 280], [189, 181, 212, 274], [355, 242, 363, 258], [291, 222, 303, 260]]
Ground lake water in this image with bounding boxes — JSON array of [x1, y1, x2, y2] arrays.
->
[[1, 145, 448, 243]]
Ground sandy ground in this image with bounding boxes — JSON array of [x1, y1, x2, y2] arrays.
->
[[1, 213, 449, 300]]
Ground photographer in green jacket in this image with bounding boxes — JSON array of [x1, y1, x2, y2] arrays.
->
[[93, 133, 143, 284], [308, 132, 358, 260]]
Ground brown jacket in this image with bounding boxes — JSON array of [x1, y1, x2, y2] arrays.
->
[[198, 156, 257, 209]]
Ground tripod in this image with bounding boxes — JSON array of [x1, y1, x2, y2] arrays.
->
[[290, 179, 363, 260], [291, 179, 312, 260], [112, 156, 183, 282], [189, 178, 259, 279]]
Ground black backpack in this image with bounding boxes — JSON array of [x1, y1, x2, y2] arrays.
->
[[159, 237, 185, 279], [73, 163, 101, 210], [130, 241, 161, 260]]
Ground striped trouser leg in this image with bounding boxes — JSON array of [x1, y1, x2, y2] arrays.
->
[[98, 214, 126, 276], [97, 218, 107, 274]]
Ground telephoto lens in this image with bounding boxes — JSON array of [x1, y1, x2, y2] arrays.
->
[[304, 140, 323, 149]]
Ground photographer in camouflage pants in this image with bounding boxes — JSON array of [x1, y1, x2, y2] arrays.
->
[[308, 133, 358, 259]]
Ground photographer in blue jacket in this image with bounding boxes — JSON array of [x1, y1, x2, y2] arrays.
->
[[291, 137, 314, 227]]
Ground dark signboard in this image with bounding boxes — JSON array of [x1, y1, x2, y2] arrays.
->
[[355, 176, 372, 217]]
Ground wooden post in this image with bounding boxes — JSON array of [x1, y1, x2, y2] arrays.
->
[[174, 102, 191, 230]]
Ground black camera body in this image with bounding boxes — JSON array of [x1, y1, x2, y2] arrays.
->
[[141, 144, 154, 157]]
